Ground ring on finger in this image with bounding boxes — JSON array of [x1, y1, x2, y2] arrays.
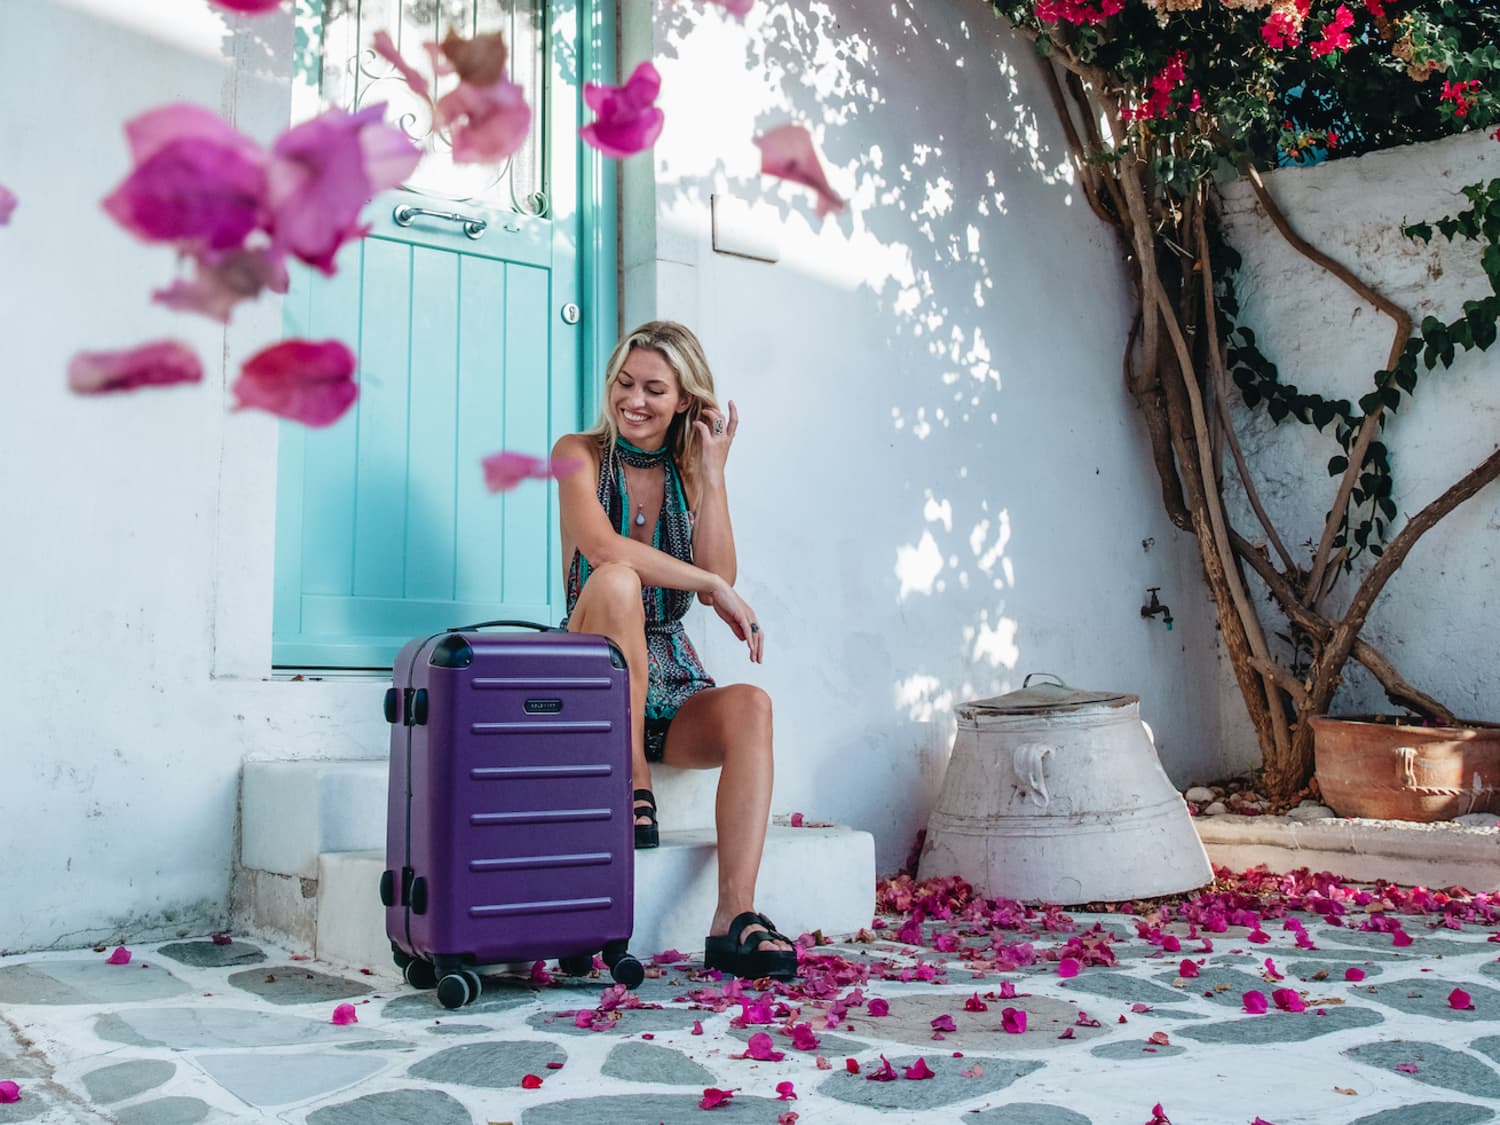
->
[[750, 622, 760, 634], [714, 417, 725, 435]]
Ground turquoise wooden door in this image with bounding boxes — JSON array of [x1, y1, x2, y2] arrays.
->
[[273, 0, 615, 668]]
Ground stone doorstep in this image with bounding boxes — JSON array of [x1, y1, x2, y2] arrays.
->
[[239, 759, 723, 882], [312, 824, 876, 978], [1195, 814, 1500, 891]]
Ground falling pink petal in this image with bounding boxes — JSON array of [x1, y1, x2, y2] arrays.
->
[[1396, 1062, 1420, 1074], [930, 1014, 956, 1033], [744, 1032, 785, 1061], [700, 1087, 735, 1109], [903, 1057, 935, 1080], [691, 1019, 704, 1035], [1393, 931, 1414, 947], [1148, 1031, 1171, 1046], [437, 77, 532, 164], [209, 0, 284, 11], [371, 30, 432, 103], [1344, 967, 1366, 981], [1001, 1007, 1027, 1034], [580, 61, 664, 159], [753, 123, 845, 218], [153, 244, 290, 323], [331, 1002, 358, 1025], [0, 1083, 18, 1104], [775, 1080, 797, 1100], [789, 812, 805, 827], [1178, 959, 1200, 978], [233, 338, 357, 426], [706, 0, 754, 15], [482, 451, 582, 493], [1058, 957, 1081, 978], [520, 1074, 543, 1089], [0, 184, 16, 225], [103, 107, 267, 250], [865, 1055, 897, 1082], [790, 1023, 820, 1051], [1449, 988, 1475, 1010], [1242, 990, 1268, 1014], [267, 104, 419, 274], [867, 998, 890, 1017], [69, 341, 203, 396]]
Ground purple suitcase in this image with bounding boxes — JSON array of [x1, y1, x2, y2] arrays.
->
[[380, 620, 641, 1008]]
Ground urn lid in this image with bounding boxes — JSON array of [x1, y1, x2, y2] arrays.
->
[[960, 673, 1137, 717]]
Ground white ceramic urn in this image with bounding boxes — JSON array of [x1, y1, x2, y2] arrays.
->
[[917, 674, 1212, 904]]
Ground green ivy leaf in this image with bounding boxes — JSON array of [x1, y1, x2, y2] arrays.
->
[[1327, 454, 1349, 475]]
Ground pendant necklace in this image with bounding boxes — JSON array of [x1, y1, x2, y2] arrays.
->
[[635, 505, 646, 527]]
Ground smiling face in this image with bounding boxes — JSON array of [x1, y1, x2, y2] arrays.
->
[[610, 347, 689, 448]]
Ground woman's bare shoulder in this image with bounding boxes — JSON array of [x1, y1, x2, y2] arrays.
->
[[553, 432, 602, 465]]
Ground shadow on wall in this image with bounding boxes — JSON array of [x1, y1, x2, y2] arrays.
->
[[648, 2, 1185, 861]]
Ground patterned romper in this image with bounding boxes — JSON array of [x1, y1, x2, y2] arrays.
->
[[561, 438, 716, 761]]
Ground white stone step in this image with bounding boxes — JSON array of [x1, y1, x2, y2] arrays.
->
[[240, 759, 389, 878], [312, 824, 876, 977]]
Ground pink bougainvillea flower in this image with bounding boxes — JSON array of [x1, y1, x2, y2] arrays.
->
[[790, 1023, 819, 1051], [815, 1056, 831, 1070], [1345, 967, 1366, 982], [480, 450, 582, 492], [1251, 1118, 1278, 1125], [959, 1062, 985, 1078], [437, 75, 533, 164], [69, 342, 203, 396], [331, 1003, 358, 1025], [545, 1062, 564, 1070], [845, 1058, 860, 1074], [1247, 929, 1271, 944], [867, 998, 890, 1017], [999, 981, 1019, 999], [1001, 1007, 1027, 1034], [738, 999, 774, 1025], [700, 1087, 735, 1109], [580, 61, 665, 159], [154, 244, 290, 322], [520, 1074, 543, 1089], [1449, 988, 1476, 1011], [691, 1019, 704, 1035], [1075, 1011, 1101, 1028], [652, 948, 688, 965], [754, 123, 845, 218], [775, 1081, 797, 1100], [1396, 1062, 1420, 1074], [529, 960, 552, 984], [210, 0, 284, 11], [930, 1014, 956, 1033], [1178, 959, 1200, 978], [103, 104, 267, 250], [210, 932, 232, 945], [865, 1055, 897, 1082], [233, 338, 358, 426], [1147, 1031, 1171, 1046], [1146, 1104, 1172, 1125], [903, 1058, 935, 1080], [1272, 988, 1306, 1013], [1058, 957, 1081, 978], [372, 30, 432, 103], [1058, 1027, 1076, 1040], [0, 184, 16, 225], [777, 1114, 798, 1125], [0, 1083, 18, 1104], [742, 1032, 785, 1061], [1310, 4, 1355, 57], [1393, 930, 1414, 947], [267, 104, 420, 274], [964, 992, 989, 1012], [1264, 958, 1284, 981], [789, 812, 805, 827], [1243, 990, 1269, 1014]]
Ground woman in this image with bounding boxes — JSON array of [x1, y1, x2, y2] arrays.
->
[[552, 321, 796, 981]]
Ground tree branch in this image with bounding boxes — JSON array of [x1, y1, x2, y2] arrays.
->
[[1040, 61, 1115, 226]]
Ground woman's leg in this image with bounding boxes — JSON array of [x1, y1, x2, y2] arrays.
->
[[565, 563, 653, 825], [661, 684, 790, 951]]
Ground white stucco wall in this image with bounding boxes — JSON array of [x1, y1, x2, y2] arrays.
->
[[622, 1, 1249, 873], [1219, 132, 1499, 723], [1, 0, 1249, 954]]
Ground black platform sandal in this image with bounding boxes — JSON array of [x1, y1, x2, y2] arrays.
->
[[633, 788, 659, 849], [704, 911, 798, 981]]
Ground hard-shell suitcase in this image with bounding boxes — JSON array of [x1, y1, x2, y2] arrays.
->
[[380, 620, 643, 1008]]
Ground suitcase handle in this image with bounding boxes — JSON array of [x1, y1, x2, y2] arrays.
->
[[450, 619, 565, 633]]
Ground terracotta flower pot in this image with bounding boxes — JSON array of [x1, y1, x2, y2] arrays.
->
[[1311, 715, 1500, 822]]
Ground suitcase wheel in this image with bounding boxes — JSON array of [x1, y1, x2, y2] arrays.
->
[[437, 970, 481, 1009], [403, 959, 438, 990], [557, 953, 594, 978], [609, 955, 644, 990]]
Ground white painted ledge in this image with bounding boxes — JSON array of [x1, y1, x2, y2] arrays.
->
[[1195, 814, 1500, 891]]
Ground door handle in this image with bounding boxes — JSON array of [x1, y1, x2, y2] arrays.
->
[[392, 204, 487, 240]]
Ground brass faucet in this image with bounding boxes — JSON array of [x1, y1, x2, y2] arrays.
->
[[1141, 587, 1174, 630]]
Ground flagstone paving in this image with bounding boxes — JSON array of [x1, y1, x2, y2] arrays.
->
[[2, 882, 1500, 1124]]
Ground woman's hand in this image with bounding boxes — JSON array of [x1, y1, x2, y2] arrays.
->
[[693, 399, 738, 485], [705, 577, 764, 664]]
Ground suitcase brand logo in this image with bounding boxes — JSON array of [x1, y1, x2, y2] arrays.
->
[[524, 698, 564, 714]]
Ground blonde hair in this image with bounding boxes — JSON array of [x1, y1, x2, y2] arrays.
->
[[584, 321, 720, 492]]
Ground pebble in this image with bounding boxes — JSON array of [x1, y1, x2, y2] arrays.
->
[[1453, 813, 1500, 828], [1287, 804, 1337, 821], [1184, 787, 1215, 803], [1203, 802, 1228, 816]]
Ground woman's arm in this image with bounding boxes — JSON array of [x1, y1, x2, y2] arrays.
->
[[688, 403, 739, 601], [553, 433, 727, 599]]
